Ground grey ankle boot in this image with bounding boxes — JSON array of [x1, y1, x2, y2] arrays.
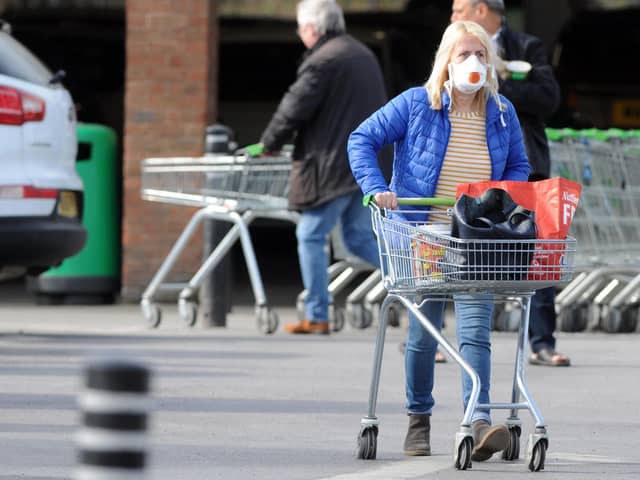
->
[[403, 414, 431, 456], [471, 420, 509, 462]]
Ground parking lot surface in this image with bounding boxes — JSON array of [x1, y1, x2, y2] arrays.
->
[[0, 297, 639, 479]]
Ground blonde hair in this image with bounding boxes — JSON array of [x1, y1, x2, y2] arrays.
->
[[425, 21, 502, 111]]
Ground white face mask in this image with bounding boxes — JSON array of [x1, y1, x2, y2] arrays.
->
[[449, 55, 488, 94]]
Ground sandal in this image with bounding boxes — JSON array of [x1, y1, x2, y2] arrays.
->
[[529, 348, 571, 367], [398, 343, 447, 364], [435, 350, 447, 363]]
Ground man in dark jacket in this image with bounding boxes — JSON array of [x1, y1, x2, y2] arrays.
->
[[258, 0, 386, 334], [451, 0, 571, 366]]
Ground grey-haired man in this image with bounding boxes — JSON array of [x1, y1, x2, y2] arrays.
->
[[259, 0, 386, 334]]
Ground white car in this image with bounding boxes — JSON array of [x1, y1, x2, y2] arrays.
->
[[0, 21, 85, 275]]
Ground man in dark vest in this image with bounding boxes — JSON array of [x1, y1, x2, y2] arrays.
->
[[451, 0, 570, 367]]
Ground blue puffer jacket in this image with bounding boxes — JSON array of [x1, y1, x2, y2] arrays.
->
[[347, 87, 530, 199]]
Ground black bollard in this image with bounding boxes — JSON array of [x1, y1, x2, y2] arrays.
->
[[200, 123, 236, 327], [75, 360, 151, 479]]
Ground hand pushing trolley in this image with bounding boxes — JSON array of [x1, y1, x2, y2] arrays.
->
[[140, 152, 297, 332], [356, 198, 577, 471]]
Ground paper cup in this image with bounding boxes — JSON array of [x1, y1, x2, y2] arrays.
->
[[506, 60, 532, 80]]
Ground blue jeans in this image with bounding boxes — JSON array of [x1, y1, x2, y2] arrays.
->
[[405, 295, 493, 424], [296, 190, 380, 322]]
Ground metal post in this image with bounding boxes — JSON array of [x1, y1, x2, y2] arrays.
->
[[200, 216, 233, 326], [75, 360, 151, 480], [199, 123, 236, 327]]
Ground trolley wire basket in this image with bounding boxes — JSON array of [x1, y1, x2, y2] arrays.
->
[[141, 154, 291, 210], [370, 199, 577, 295]]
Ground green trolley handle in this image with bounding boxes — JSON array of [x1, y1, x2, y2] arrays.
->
[[363, 194, 456, 207]]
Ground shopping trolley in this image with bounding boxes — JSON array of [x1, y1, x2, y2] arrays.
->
[[547, 129, 640, 333], [139, 152, 297, 332], [355, 198, 577, 472]]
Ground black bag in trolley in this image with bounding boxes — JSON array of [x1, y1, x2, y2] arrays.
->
[[447, 188, 536, 281]]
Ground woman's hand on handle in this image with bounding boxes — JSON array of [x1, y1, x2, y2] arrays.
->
[[374, 191, 398, 209]]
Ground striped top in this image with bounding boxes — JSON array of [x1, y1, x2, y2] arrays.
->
[[431, 111, 492, 222]]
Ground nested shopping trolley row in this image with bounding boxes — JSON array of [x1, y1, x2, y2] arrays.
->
[[548, 130, 640, 334], [137, 131, 638, 338], [356, 199, 577, 472], [139, 152, 297, 333]]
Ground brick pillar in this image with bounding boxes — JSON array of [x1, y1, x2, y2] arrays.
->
[[122, 0, 218, 301]]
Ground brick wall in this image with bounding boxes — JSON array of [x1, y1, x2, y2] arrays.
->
[[122, 0, 218, 301]]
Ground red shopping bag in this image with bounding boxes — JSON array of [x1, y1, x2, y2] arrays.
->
[[456, 178, 581, 280]]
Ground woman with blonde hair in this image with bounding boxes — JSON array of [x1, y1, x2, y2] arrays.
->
[[348, 21, 530, 461]]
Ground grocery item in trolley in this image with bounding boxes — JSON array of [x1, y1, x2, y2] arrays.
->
[[448, 189, 537, 281], [410, 223, 449, 284], [456, 178, 582, 280]]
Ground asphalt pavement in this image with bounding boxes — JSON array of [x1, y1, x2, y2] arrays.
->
[[0, 285, 639, 479]]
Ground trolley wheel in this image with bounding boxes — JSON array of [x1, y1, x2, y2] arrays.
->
[[332, 307, 346, 332], [454, 436, 473, 470], [179, 300, 198, 327], [347, 303, 372, 329], [355, 426, 378, 460], [387, 304, 401, 328], [142, 303, 162, 328], [256, 307, 278, 334], [528, 439, 547, 472], [502, 425, 521, 461], [558, 305, 588, 332], [491, 303, 504, 331], [601, 307, 638, 333], [492, 303, 520, 332], [620, 307, 639, 332]]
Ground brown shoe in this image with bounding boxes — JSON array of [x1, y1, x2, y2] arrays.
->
[[284, 319, 329, 335], [471, 420, 509, 462], [403, 414, 431, 456]]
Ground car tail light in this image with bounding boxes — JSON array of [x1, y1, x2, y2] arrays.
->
[[21, 91, 46, 122], [22, 186, 58, 198], [0, 186, 58, 198], [0, 86, 22, 125], [0, 86, 46, 125]]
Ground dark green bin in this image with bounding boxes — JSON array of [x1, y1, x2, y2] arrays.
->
[[29, 123, 120, 303]]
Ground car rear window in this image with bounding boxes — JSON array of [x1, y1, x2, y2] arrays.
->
[[0, 31, 51, 85]]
